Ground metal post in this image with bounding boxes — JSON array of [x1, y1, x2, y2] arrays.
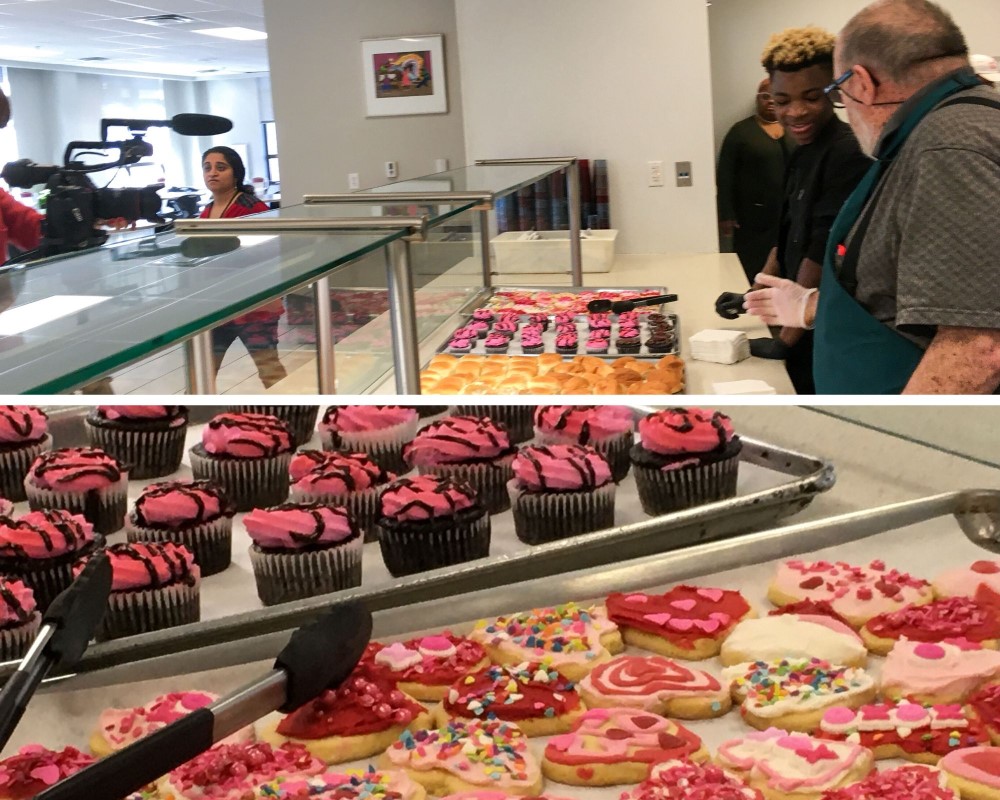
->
[[567, 161, 583, 285], [478, 208, 493, 289], [184, 333, 217, 394], [385, 239, 421, 394], [313, 276, 336, 394]]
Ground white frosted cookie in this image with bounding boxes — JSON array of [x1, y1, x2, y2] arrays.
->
[[720, 615, 867, 668]]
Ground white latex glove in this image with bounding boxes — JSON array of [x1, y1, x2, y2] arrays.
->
[[744, 273, 818, 329]]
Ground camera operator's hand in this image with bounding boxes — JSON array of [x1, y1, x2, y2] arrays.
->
[[714, 291, 747, 320], [749, 337, 791, 360]]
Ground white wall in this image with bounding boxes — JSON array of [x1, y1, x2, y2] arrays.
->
[[710, 0, 1000, 155], [456, 0, 718, 256], [262, 0, 468, 204], [201, 76, 273, 187]]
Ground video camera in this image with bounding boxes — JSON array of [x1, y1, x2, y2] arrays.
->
[[1, 113, 232, 258]]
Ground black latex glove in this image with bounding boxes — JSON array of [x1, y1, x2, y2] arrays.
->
[[714, 291, 747, 320], [749, 337, 791, 360]]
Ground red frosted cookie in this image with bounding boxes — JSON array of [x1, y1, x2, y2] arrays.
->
[[0, 745, 94, 800], [820, 764, 957, 799], [542, 707, 708, 786], [940, 746, 1000, 800], [860, 597, 1000, 656], [816, 701, 988, 763], [437, 662, 583, 736], [933, 560, 1000, 606], [360, 634, 490, 702], [258, 674, 432, 764], [605, 585, 752, 659], [622, 760, 763, 800], [968, 683, 1000, 744]]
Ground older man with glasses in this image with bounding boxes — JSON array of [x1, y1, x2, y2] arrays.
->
[[744, 0, 1000, 394]]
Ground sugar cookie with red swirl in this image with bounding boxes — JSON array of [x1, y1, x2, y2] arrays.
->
[[541, 707, 707, 786], [577, 654, 731, 719], [819, 764, 957, 800], [860, 597, 1000, 656], [880, 639, 1000, 704], [622, 760, 763, 800], [359, 634, 490, 702], [940, 746, 1000, 800]]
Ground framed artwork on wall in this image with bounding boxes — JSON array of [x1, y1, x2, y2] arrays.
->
[[361, 34, 447, 117]]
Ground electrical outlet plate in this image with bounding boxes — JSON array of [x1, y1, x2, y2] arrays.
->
[[648, 160, 665, 188], [385, 161, 398, 179], [675, 161, 693, 188], [347, 173, 360, 190]]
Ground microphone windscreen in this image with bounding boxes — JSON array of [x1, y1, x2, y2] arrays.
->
[[171, 113, 233, 136], [180, 236, 241, 258]]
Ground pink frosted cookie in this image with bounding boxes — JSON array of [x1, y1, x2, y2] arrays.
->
[[933, 560, 1000, 605], [881, 639, 1000, 704], [940, 746, 1000, 800], [820, 765, 957, 799], [720, 614, 867, 668], [441, 794, 572, 800], [359, 634, 490, 702], [715, 728, 873, 800], [577, 654, 731, 718], [768, 559, 932, 628], [541, 707, 708, 786], [90, 691, 254, 757], [255, 769, 426, 800], [622, 760, 763, 800], [860, 597, 1000, 656]]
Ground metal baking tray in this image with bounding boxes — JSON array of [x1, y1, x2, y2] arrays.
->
[[480, 285, 674, 319], [8, 404, 834, 688]]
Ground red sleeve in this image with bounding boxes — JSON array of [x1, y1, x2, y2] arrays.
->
[[224, 194, 269, 218], [0, 190, 42, 251]]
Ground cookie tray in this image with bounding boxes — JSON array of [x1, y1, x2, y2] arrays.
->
[[479, 285, 673, 319]]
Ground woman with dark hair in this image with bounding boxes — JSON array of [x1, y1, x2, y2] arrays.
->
[[200, 146, 287, 388]]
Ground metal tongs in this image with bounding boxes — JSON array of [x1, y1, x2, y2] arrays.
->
[[587, 293, 678, 313]]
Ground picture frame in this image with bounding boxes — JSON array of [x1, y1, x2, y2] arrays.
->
[[361, 34, 447, 117]]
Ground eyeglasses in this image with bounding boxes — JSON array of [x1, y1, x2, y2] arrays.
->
[[825, 50, 969, 108]]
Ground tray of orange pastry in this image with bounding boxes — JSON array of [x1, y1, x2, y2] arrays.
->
[[421, 353, 686, 395], [10, 490, 1000, 799]]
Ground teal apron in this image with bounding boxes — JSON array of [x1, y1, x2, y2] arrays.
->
[[813, 71, 984, 394]]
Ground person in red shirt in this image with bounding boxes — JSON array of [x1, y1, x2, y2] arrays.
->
[[201, 146, 287, 388]]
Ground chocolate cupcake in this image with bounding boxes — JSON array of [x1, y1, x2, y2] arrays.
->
[[376, 475, 490, 577], [645, 331, 676, 354], [245, 503, 363, 606], [555, 333, 579, 354], [0, 406, 51, 503], [233, 405, 319, 448], [533, 405, 635, 482], [125, 480, 236, 576], [23, 447, 128, 534], [630, 408, 741, 515], [0, 509, 101, 611], [85, 405, 188, 479], [0, 579, 40, 661], [189, 412, 293, 512], [318, 406, 419, 475], [403, 415, 516, 514], [454, 405, 535, 444], [288, 450, 393, 542], [484, 333, 510, 354], [81, 542, 201, 641], [508, 444, 616, 545]]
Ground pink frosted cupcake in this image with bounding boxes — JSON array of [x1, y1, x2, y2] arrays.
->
[[0, 498, 11, 518], [85, 405, 188, 479], [454, 404, 535, 444], [189, 412, 293, 512], [318, 406, 418, 475], [533, 405, 635, 482], [630, 408, 742, 515], [78, 541, 201, 641], [508, 444, 616, 545], [0, 406, 51, 503], [403, 415, 516, 514], [233, 404, 319, 447], [0, 509, 100, 611], [245, 503, 363, 606], [288, 451, 393, 542], [0, 745, 95, 799], [0, 579, 40, 661], [23, 447, 128, 534], [125, 480, 236, 576]]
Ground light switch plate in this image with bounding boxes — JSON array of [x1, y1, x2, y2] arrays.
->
[[676, 161, 693, 187]]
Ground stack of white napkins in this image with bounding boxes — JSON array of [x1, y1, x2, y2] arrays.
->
[[713, 379, 777, 395], [688, 329, 750, 364]]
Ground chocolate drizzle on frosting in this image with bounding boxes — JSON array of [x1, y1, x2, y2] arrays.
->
[[0, 509, 91, 558], [207, 413, 291, 457], [0, 581, 33, 625], [0, 406, 47, 440], [133, 481, 233, 527], [381, 477, 477, 519], [105, 542, 195, 589], [31, 448, 122, 485]]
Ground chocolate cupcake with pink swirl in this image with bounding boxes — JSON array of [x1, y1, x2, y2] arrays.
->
[[319, 406, 419, 475], [0, 578, 40, 660], [126, 480, 236, 576], [0, 406, 51, 503], [376, 475, 490, 578], [533, 405, 635, 482], [23, 446, 128, 534], [245, 502, 363, 606], [189, 412, 293, 512], [454, 405, 535, 445], [233, 405, 319, 447], [85, 405, 188, 479], [77, 541, 200, 641], [403, 416, 516, 515], [0, 509, 100, 611], [630, 408, 741, 515], [507, 444, 615, 545]]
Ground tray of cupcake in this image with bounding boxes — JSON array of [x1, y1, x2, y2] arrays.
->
[[3, 489, 1000, 800], [0, 404, 833, 684]]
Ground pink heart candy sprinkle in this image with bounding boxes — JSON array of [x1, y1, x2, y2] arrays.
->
[[670, 599, 697, 612], [30, 765, 61, 786], [645, 613, 673, 626], [668, 618, 694, 632], [697, 588, 725, 603]]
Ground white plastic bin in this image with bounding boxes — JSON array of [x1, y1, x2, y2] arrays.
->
[[491, 229, 617, 274]]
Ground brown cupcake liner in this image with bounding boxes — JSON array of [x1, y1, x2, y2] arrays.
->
[[188, 447, 291, 512], [125, 513, 233, 577], [377, 510, 490, 578], [632, 451, 740, 516], [248, 535, 363, 607], [454, 405, 534, 444], [97, 574, 201, 642], [535, 429, 634, 483], [235, 406, 319, 448], [0, 613, 41, 661], [320, 418, 418, 476], [85, 422, 187, 480], [508, 480, 616, 545], [24, 474, 129, 535], [418, 456, 515, 515], [0, 435, 52, 503], [288, 484, 383, 543]]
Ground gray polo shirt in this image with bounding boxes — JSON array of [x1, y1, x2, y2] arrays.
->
[[845, 72, 1000, 348]]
